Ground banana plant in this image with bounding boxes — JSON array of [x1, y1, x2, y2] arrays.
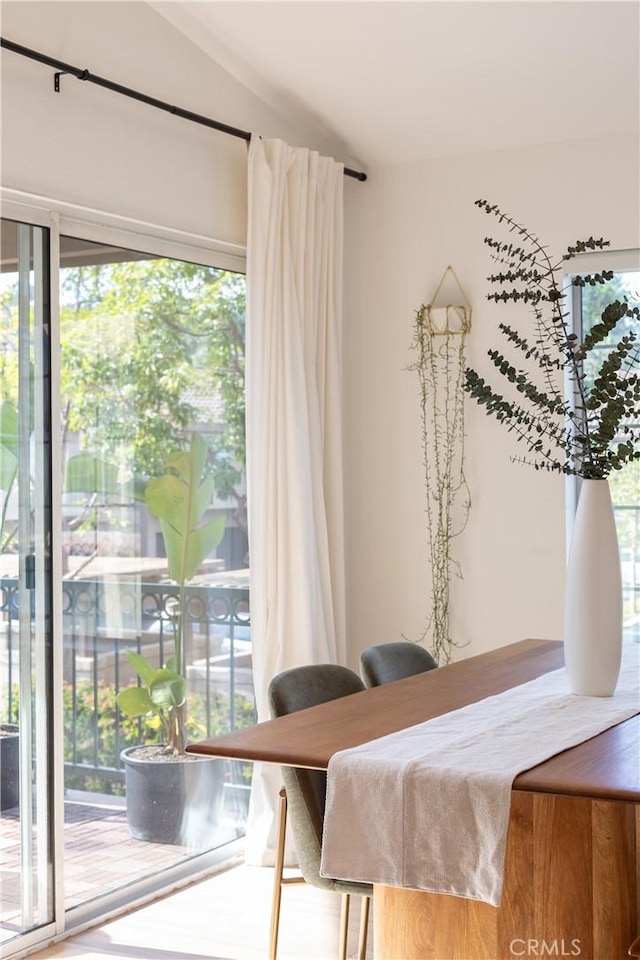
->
[[117, 433, 225, 755]]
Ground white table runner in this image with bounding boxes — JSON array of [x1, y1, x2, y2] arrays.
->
[[320, 643, 640, 906]]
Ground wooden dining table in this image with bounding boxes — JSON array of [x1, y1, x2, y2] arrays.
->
[[187, 638, 640, 959]]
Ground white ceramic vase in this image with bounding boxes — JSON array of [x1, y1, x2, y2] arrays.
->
[[563, 478, 623, 697]]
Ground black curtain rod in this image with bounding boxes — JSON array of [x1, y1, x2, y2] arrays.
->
[[1, 37, 367, 183]]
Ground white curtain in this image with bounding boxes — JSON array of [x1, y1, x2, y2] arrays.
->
[[243, 137, 346, 864]]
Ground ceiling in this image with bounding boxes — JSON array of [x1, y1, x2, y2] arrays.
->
[[153, 1, 640, 169]]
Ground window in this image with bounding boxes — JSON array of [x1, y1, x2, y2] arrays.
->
[[573, 267, 640, 642]]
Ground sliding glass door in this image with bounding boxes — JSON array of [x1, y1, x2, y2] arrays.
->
[[1, 212, 251, 958], [0, 218, 54, 950]]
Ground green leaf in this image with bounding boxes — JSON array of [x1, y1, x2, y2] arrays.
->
[[146, 433, 225, 585], [149, 668, 187, 710], [116, 686, 155, 718], [161, 519, 185, 584], [184, 516, 226, 582], [145, 473, 184, 522], [161, 516, 225, 583], [125, 650, 157, 686], [65, 454, 120, 495], [191, 473, 216, 529]]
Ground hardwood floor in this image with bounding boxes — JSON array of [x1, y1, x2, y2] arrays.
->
[[24, 863, 373, 960]]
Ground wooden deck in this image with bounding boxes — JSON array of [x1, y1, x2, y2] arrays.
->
[[1, 794, 243, 945]]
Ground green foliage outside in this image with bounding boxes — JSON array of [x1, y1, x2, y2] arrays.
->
[[582, 273, 640, 564], [4, 681, 255, 796], [59, 258, 246, 488], [64, 681, 146, 795], [0, 255, 247, 552]]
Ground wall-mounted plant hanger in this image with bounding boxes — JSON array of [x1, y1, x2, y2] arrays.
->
[[408, 265, 472, 663], [423, 265, 472, 336]]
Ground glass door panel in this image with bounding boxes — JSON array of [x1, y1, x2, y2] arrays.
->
[[1, 218, 53, 949], [58, 235, 252, 913], [2, 222, 252, 950]]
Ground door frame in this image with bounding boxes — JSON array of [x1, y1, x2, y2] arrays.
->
[[0, 199, 60, 957]]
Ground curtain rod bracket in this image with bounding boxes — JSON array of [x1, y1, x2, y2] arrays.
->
[[54, 70, 66, 92]]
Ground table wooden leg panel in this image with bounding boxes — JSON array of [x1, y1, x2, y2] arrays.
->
[[374, 885, 497, 959], [591, 800, 636, 958], [374, 794, 637, 960], [530, 793, 594, 955]]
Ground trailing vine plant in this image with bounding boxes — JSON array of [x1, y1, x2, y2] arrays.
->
[[408, 275, 472, 664], [464, 200, 640, 478]]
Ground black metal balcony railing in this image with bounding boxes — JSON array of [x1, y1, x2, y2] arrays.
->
[[0, 578, 254, 791]]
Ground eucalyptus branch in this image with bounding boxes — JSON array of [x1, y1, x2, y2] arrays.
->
[[572, 271, 614, 288], [478, 201, 592, 423], [576, 300, 629, 359], [563, 237, 611, 260], [498, 323, 562, 370], [487, 350, 568, 415], [532, 306, 565, 403], [467, 201, 639, 479], [464, 369, 572, 449]]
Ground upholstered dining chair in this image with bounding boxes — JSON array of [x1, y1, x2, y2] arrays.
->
[[360, 640, 438, 687], [267, 664, 372, 960]]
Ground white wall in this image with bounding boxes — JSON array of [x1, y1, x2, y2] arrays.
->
[[0, 0, 351, 244], [344, 133, 640, 666]]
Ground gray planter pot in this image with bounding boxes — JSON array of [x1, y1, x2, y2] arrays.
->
[[121, 745, 224, 845], [0, 724, 19, 810]]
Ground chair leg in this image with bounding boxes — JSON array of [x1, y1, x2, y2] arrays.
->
[[357, 896, 370, 960], [269, 788, 288, 960], [339, 892, 350, 960]]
